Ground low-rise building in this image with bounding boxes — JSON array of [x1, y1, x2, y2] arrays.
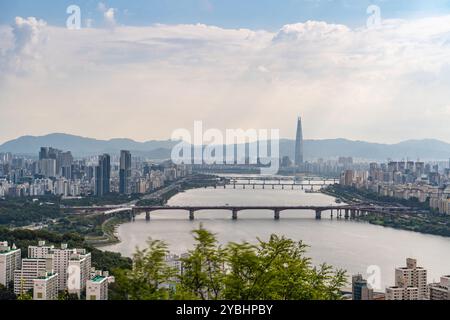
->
[[429, 276, 450, 300], [386, 286, 419, 300]]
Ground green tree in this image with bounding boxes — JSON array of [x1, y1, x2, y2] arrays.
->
[[223, 235, 346, 300], [114, 239, 177, 300], [112, 226, 347, 300], [17, 292, 32, 300], [176, 226, 226, 300], [58, 290, 79, 300]]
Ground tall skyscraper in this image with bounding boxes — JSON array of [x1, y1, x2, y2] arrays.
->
[[95, 154, 111, 196], [119, 150, 132, 195], [294, 117, 304, 165]]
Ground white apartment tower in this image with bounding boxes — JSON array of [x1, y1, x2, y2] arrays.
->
[[0, 241, 21, 288], [386, 258, 428, 300], [14, 257, 52, 295], [67, 251, 92, 297], [33, 272, 59, 300], [86, 276, 108, 300], [28, 241, 91, 292]]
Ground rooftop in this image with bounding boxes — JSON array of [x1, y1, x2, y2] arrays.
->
[[36, 272, 56, 280], [0, 246, 20, 255], [91, 275, 106, 283]]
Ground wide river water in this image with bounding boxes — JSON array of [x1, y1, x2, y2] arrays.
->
[[103, 179, 450, 290]]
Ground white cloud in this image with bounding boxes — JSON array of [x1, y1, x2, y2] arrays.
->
[[1, 16, 450, 144], [103, 8, 116, 27], [1, 17, 47, 73], [97, 2, 117, 28]]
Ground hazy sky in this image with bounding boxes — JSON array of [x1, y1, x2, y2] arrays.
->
[[1, 0, 450, 144]]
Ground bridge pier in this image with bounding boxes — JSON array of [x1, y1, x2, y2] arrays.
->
[[232, 209, 238, 220], [253, 184, 255, 189], [315, 210, 322, 220], [145, 211, 150, 221], [344, 209, 349, 219], [330, 209, 333, 219], [272, 185, 274, 189], [274, 209, 280, 220], [189, 209, 195, 221], [243, 185, 246, 189], [233, 184, 236, 189], [350, 210, 356, 219]]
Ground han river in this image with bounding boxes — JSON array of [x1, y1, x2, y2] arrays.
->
[[103, 177, 450, 290]]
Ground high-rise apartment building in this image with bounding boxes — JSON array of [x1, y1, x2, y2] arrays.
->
[[86, 271, 112, 300], [58, 151, 73, 179], [386, 258, 428, 300], [119, 150, 132, 194], [14, 257, 51, 295], [33, 272, 59, 300], [67, 251, 92, 297], [0, 241, 21, 288], [38, 158, 57, 178], [28, 242, 91, 292]]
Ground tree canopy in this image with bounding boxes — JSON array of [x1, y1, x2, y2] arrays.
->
[[114, 225, 347, 300]]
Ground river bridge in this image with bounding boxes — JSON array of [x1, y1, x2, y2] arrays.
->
[[212, 176, 338, 190], [64, 204, 414, 221]]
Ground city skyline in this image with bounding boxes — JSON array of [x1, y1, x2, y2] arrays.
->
[[2, 0, 450, 307], [1, 2, 450, 144]]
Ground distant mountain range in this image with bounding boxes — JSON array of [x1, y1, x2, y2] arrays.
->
[[0, 133, 177, 159], [0, 133, 449, 161]]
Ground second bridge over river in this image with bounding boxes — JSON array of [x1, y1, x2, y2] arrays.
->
[[67, 204, 415, 221]]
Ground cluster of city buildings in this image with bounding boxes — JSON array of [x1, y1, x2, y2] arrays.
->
[[0, 241, 113, 300], [0, 149, 191, 198], [351, 258, 450, 300], [340, 160, 450, 215]]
